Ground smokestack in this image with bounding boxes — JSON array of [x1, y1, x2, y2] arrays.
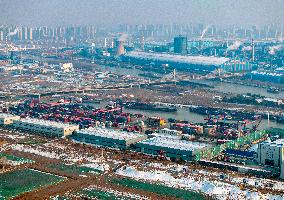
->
[[141, 36, 145, 51], [252, 38, 255, 62], [115, 34, 127, 56]]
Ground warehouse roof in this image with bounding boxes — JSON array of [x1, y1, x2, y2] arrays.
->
[[125, 51, 230, 66], [251, 71, 283, 77], [261, 139, 284, 147], [16, 118, 78, 129], [76, 127, 145, 141], [137, 137, 210, 151], [0, 113, 19, 119]]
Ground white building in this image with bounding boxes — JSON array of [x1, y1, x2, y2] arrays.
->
[[0, 113, 20, 125], [159, 128, 182, 136], [257, 139, 284, 179], [12, 118, 79, 137], [0, 65, 24, 73], [60, 63, 74, 73], [135, 136, 211, 161], [73, 127, 147, 150], [258, 139, 284, 167]]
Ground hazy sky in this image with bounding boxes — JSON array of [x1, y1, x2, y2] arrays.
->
[[0, 0, 283, 26]]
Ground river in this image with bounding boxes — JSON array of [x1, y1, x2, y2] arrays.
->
[[87, 65, 284, 129], [92, 102, 284, 130], [27, 55, 284, 129], [191, 79, 284, 99], [95, 64, 284, 99]]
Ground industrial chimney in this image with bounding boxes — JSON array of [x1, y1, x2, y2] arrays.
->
[[115, 34, 127, 56], [251, 38, 255, 62], [116, 40, 125, 56]]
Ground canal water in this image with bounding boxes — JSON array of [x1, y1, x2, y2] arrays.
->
[[37, 56, 284, 129], [90, 65, 284, 129], [96, 64, 284, 99], [191, 79, 284, 99], [92, 102, 284, 129]]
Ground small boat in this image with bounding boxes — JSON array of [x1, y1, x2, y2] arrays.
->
[[267, 87, 279, 94]]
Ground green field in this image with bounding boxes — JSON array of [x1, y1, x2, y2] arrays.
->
[[0, 169, 65, 199], [0, 153, 34, 165], [76, 187, 141, 200], [51, 176, 206, 200], [111, 178, 206, 200], [17, 138, 47, 145], [76, 188, 123, 200], [48, 163, 102, 175]]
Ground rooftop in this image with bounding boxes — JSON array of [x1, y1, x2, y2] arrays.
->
[[125, 51, 230, 66], [137, 136, 210, 151], [251, 71, 283, 77], [261, 139, 284, 147], [76, 127, 145, 141], [16, 118, 78, 129], [0, 113, 19, 119]]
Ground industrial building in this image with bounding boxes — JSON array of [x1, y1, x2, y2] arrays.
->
[[222, 58, 255, 73], [257, 139, 284, 179], [12, 118, 79, 137], [72, 127, 147, 150], [0, 65, 24, 73], [60, 63, 74, 73], [174, 36, 187, 54], [134, 136, 211, 161], [275, 67, 284, 74], [0, 113, 20, 125], [247, 71, 284, 84], [122, 51, 230, 73], [158, 128, 182, 136]]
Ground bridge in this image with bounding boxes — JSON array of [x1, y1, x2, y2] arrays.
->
[[13, 79, 178, 99]]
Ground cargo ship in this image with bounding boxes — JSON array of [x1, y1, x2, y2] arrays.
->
[[267, 87, 279, 94], [277, 116, 284, 124], [82, 97, 102, 104], [138, 72, 160, 79], [124, 102, 177, 112]]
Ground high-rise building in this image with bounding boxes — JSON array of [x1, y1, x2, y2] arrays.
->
[[24, 27, 28, 40], [29, 28, 33, 40], [0, 31, 3, 41], [18, 28, 23, 40], [174, 35, 187, 54]]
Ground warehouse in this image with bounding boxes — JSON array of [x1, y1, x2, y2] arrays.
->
[[0, 113, 20, 125], [159, 128, 182, 136], [72, 127, 147, 150], [134, 137, 211, 161], [247, 71, 284, 84], [12, 118, 79, 137], [122, 51, 230, 73]]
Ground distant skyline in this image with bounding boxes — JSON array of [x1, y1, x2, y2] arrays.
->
[[0, 0, 283, 26]]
